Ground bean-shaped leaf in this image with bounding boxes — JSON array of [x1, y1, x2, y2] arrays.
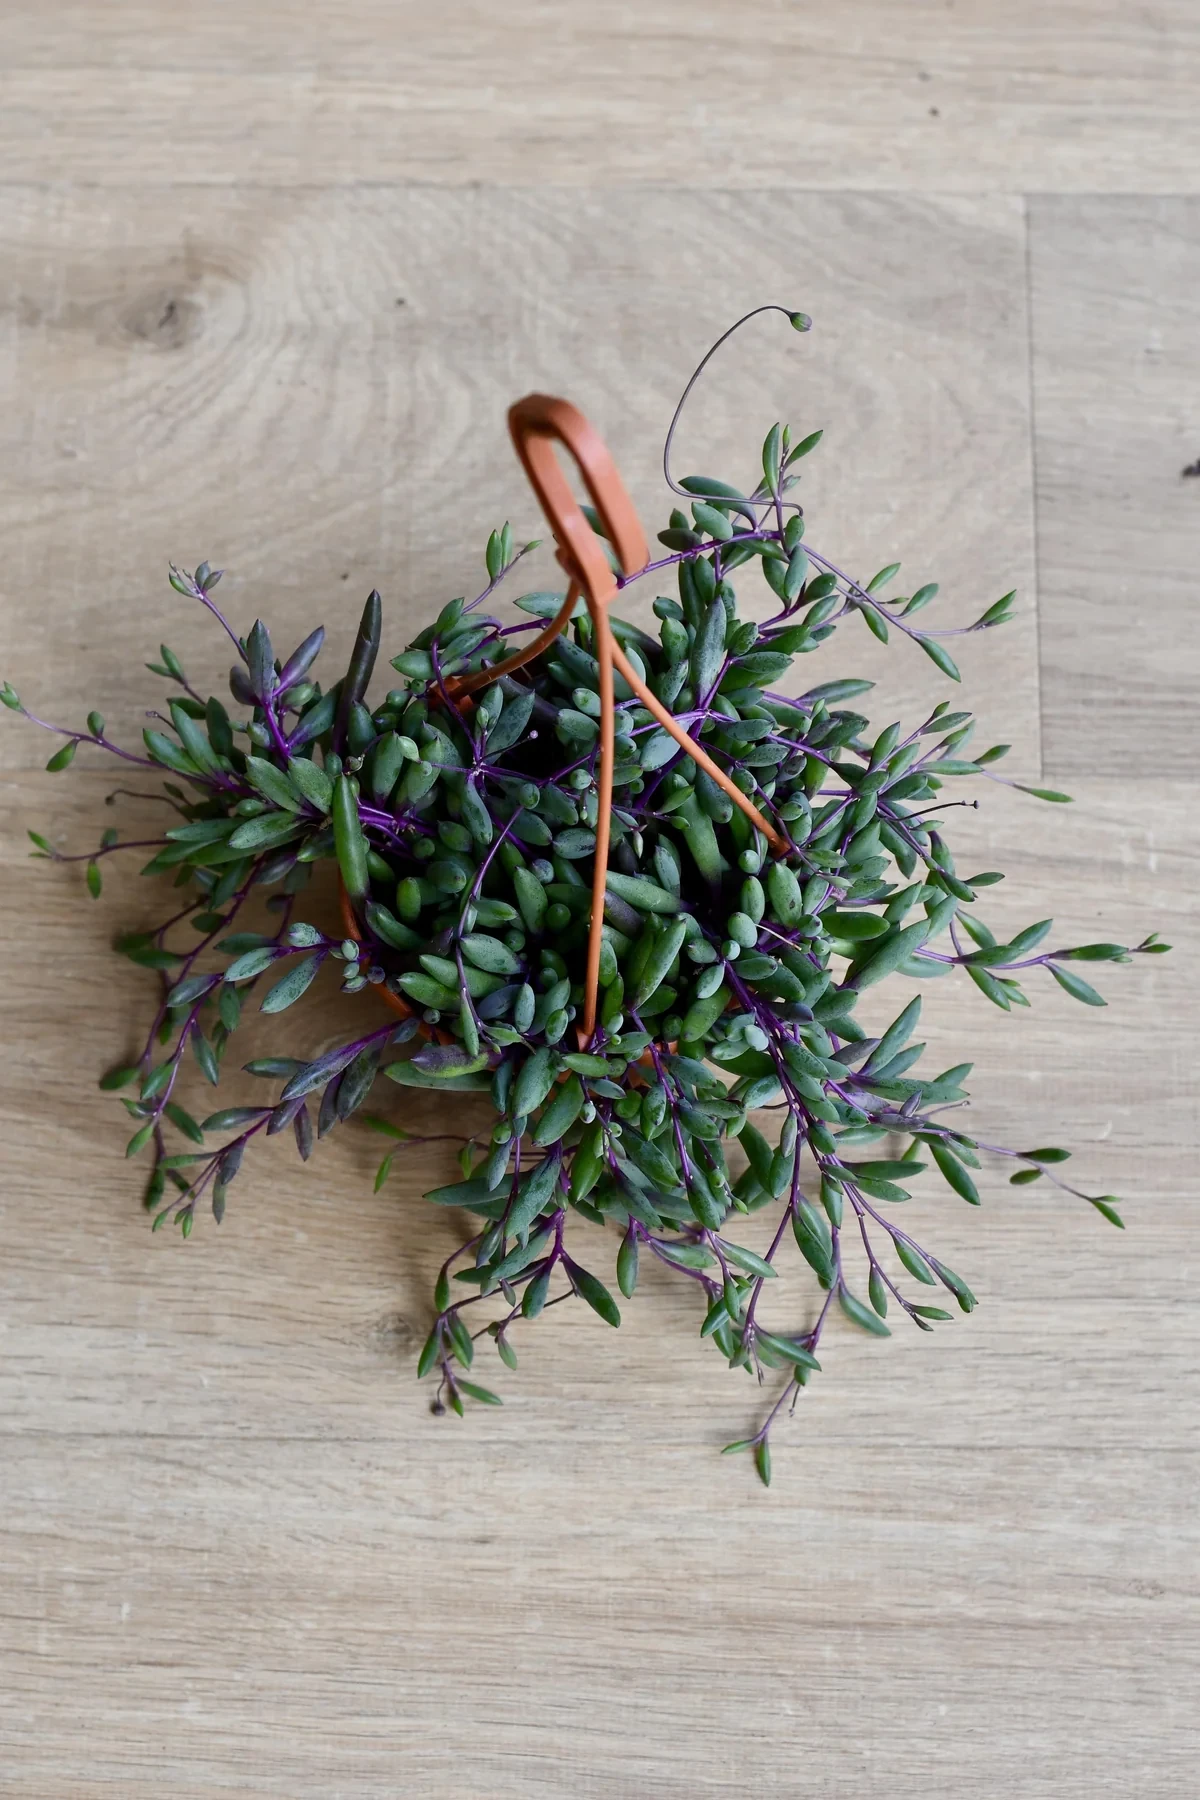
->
[[384, 1060, 491, 1092], [224, 946, 278, 981], [512, 867, 547, 933], [244, 756, 302, 812], [489, 1226, 553, 1286], [485, 688, 535, 755], [164, 1101, 205, 1143], [260, 952, 323, 1013], [280, 1040, 367, 1102], [1016, 785, 1074, 804], [460, 933, 523, 976], [825, 910, 888, 942], [671, 795, 723, 882], [286, 755, 333, 812], [727, 651, 792, 685], [604, 871, 683, 915], [766, 860, 803, 927], [531, 1075, 585, 1147], [397, 972, 458, 1009], [332, 773, 369, 900], [692, 502, 735, 541], [366, 732, 408, 803], [761, 422, 783, 492], [656, 1242, 714, 1271], [507, 1152, 561, 1237], [894, 1239, 937, 1284], [554, 828, 596, 860], [392, 649, 433, 680], [967, 964, 1012, 1009], [560, 1053, 613, 1078], [792, 1201, 834, 1284], [639, 729, 677, 770], [409, 1043, 490, 1080], [846, 919, 930, 991], [844, 1172, 911, 1203], [335, 589, 381, 745], [929, 1141, 980, 1204], [336, 1045, 382, 1119], [277, 626, 326, 690], [459, 783, 494, 846], [167, 972, 219, 1008], [631, 916, 688, 1007], [917, 637, 961, 682], [690, 594, 727, 699], [555, 709, 599, 746], [864, 997, 921, 1072], [290, 690, 337, 749], [836, 1159, 925, 1181], [933, 1263, 977, 1313], [839, 1288, 891, 1337], [1005, 919, 1053, 956], [512, 1047, 557, 1119], [719, 1240, 777, 1280], [680, 983, 729, 1044], [621, 1129, 681, 1192], [564, 1257, 621, 1328], [364, 901, 420, 951], [457, 1379, 503, 1407], [245, 619, 275, 702], [755, 1330, 820, 1370], [142, 729, 200, 777], [168, 701, 221, 773], [1050, 965, 1106, 1006], [202, 1107, 268, 1132], [228, 812, 304, 853]]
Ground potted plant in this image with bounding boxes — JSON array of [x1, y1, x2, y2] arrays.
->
[[3, 307, 1165, 1483]]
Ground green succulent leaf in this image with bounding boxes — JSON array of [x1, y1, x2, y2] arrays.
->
[[1050, 964, 1107, 1006], [259, 952, 323, 1014], [565, 1258, 621, 1328], [839, 1288, 891, 1337]]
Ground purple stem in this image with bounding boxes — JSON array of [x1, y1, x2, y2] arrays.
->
[[19, 710, 163, 772]]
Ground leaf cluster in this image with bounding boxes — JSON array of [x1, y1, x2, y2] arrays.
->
[[4, 328, 1166, 1478]]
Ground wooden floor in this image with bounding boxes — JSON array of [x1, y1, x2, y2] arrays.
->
[[1, 6, 1197, 1795]]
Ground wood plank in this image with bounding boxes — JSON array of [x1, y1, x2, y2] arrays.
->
[[2, 2, 1199, 192], [0, 185, 1039, 777], [2, 1440, 1196, 1798], [1, 54, 1195, 1780], [0, 768, 1194, 1791], [1030, 195, 1200, 779]]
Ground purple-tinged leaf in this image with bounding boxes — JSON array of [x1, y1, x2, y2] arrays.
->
[[245, 620, 275, 702], [276, 627, 326, 691], [279, 1040, 369, 1103], [202, 1107, 268, 1132], [260, 952, 322, 1013]]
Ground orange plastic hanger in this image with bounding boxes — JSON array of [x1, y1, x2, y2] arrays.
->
[[452, 395, 787, 1044], [350, 395, 787, 1046]]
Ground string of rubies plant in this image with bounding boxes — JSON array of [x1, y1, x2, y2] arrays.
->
[[3, 310, 1166, 1483]]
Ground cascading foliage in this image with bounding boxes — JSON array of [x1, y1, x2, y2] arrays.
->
[[3, 315, 1166, 1482]]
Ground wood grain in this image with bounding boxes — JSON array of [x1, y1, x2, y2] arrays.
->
[[0, 185, 1039, 775], [1, 768, 1194, 1795], [1030, 195, 1200, 778], [2, 11, 1198, 1793], [2, 2, 1199, 193]]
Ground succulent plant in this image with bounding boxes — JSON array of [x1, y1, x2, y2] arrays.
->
[[3, 310, 1166, 1481]]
